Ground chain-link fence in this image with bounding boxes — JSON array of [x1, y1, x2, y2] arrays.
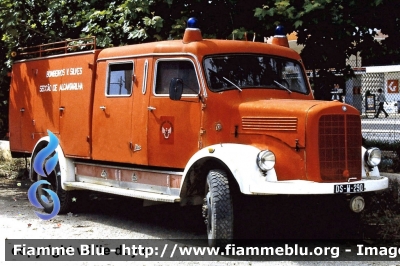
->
[[345, 67, 400, 143]]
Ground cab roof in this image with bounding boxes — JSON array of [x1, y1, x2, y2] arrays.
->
[[97, 38, 302, 62]]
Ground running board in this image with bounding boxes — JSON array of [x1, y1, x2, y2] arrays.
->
[[63, 182, 180, 203]]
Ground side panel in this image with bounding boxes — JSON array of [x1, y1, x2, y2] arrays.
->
[[8, 52, 97, 156], [9, 59, 61, 152], [10, 60, 60, 152]]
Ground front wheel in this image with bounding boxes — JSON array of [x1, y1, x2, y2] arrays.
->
[[202, 169, 234, 247]]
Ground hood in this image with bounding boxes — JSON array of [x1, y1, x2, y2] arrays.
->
[[233, 99, 322, 149]]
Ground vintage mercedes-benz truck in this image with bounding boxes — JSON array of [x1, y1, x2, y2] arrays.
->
[[8, 18, 388, 246]]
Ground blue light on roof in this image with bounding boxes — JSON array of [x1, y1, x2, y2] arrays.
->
[[187, 17, 199, 29], [275, 25, 286, 36]]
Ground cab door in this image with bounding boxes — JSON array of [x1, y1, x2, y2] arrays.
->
[[92, 60, 135, 163], [147, 58, 202, 169]]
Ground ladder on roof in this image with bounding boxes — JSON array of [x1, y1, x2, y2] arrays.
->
[[16, 36, 96, 58]]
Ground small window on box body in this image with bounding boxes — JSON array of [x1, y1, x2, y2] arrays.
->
[[107, 62, 134, 96]]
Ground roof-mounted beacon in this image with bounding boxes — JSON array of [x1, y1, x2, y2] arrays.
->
[[183, 17, 203, 44], [271, 25, 289, 48]]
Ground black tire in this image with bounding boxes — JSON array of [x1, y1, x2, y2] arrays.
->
[[202, 169, 234, 247], [34, 161, 73, 214]]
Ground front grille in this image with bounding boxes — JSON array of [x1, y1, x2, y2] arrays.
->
[[319, 115, 361, 181]]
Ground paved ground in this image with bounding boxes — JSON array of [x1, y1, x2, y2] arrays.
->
[[1, 176, 399, 265], [1, 140, 399, 265]]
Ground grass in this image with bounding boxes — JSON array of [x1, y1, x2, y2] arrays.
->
[[0, 155, 29, 179]]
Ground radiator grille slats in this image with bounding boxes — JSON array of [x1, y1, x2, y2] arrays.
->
[[319, 115, 361, 181]]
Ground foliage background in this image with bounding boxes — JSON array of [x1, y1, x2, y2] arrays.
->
[[1, 0, 399, 139]]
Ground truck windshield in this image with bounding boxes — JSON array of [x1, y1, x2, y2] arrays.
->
[[203, 54, 309, 94]]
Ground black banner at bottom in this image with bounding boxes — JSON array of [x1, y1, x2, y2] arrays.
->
[[5, 239, 400, 261]]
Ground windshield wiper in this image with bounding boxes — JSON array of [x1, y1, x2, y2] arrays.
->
[[274, 80, 292, 94], [222, 77, 242, 92], [208, 68, 242, 92]]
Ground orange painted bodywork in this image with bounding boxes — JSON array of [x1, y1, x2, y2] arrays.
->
[[9, 33, 362, 183], [9, 52, 99, 157]]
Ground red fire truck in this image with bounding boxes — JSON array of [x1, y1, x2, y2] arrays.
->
[[8, 18, 388, 246]]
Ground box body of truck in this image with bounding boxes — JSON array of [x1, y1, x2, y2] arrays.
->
[[8, 21, 388, 246]]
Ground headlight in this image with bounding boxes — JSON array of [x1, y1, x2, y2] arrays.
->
[[364, 147, 381, 167], [256, 150, 276, 171]]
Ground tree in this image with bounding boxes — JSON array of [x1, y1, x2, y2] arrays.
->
[[0, 0, 270, 138], [254, 0, 400, 92], [1, 0, 400, 137], [0, 0, 168, 138]]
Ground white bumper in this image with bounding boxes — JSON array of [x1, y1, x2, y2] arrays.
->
[[249, 176, 389, 195], [183, 144, 389, 196]]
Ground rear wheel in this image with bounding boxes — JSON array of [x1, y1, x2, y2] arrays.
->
[[32, 156, 73, 214], [202, 169, 234, 247]]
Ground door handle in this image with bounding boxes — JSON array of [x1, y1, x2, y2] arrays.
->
[[100, 106, 106, 111], [147, 106, 156, 111]]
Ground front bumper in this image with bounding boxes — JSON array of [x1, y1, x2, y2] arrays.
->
[[249, 176, 388, 195]]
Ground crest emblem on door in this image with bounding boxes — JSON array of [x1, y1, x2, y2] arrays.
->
[[160, 116, 174, 144]]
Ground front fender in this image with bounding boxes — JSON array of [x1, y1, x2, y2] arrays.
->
[[181, 143, 277, 194]]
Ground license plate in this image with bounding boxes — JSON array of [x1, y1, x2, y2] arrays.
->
[[334, 183, 365, 193]]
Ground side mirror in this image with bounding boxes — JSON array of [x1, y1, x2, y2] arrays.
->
[[169, 78, 183, 100]]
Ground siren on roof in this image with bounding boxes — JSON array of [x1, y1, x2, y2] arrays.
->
[[271, 25, 289, 48], [183, 17, 203, 44]]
